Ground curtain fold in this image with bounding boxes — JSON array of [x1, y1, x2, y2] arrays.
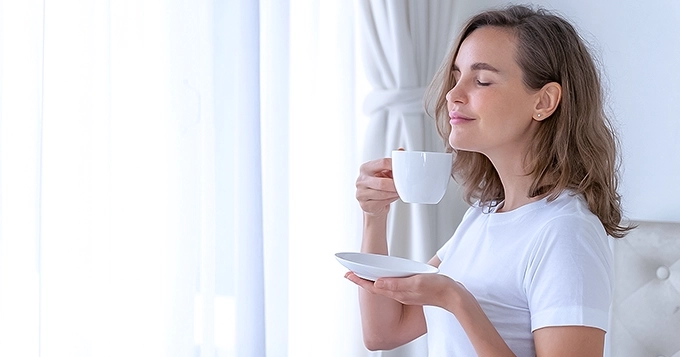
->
[[260, 0, 290, 354], [233, 0, 266, 356], [357, 1, 469, 355]]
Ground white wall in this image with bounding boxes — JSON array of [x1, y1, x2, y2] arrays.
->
[[453, 0, 680, 223]]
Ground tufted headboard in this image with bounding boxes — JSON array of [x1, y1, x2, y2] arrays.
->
[[610, 220, 680, 357]]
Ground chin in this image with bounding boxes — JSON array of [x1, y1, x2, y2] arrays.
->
[[449, 141, 480, 155], [449, 138, 468, 152]]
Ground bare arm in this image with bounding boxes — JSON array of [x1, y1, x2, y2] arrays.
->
[[350, 158, 428, 350], [534, 326, 605, 356], [348, 213, 429, 350], [440, 284, 516, 356]]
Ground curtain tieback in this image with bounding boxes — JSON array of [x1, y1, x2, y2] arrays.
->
[[363, 87, 426, 117]]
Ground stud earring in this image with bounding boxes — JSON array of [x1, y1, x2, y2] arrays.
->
[[537, 114, 541, 118]]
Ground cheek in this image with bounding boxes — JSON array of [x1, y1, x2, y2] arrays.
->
[[487, 93, 536, 127], [506, 91, 537, 116]]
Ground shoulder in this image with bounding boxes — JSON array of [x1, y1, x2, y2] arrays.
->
[[524, 192, 612, 273], [538, 192, 607, 242]]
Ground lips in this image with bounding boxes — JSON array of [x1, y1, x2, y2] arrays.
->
[[449, 110, 474, 124]]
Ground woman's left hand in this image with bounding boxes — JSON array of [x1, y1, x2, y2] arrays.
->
[[345, 271, 462, 309]]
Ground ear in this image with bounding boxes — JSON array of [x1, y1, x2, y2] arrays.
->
[[533, 82, 562, 121]]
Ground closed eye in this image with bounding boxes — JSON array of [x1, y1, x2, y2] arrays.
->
[[476, 80, 491, 86]]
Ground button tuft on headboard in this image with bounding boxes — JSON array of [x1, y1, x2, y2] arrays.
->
[[656, 265, 670, 280]]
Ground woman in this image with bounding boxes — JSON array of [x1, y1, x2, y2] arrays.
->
[[348, 5, 632, 356]]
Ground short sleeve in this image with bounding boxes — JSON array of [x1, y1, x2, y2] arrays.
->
[[436, 236, 453, 261], [524, 215, 613, 332]]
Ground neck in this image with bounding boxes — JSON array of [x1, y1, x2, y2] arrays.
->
[[497, 189, 542, 212], [485, 151, 542, 213]]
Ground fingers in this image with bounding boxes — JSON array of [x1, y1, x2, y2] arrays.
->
[[344, 271, 379, 291], [345, 273, 448, 306], [359, 157, 392, 175], [357, 158, 394, 188], [344, 272, 405, 293], [355, 158, 400, 215], [345, 273, 414, 305], [355, 188, 398, 204]]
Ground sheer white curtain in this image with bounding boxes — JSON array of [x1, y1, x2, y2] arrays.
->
[[238, 0, 366, 355], [285, 0, 366, 355], [357, 1, 469, 356], [1, 0, 220, 355], [0, 0, 43, 354], [0, 0, 363, 356]]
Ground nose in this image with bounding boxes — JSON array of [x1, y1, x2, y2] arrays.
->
[[445, 81, 465, 105]]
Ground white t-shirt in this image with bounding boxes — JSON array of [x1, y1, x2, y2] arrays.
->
[[423, 191, 613, 356]]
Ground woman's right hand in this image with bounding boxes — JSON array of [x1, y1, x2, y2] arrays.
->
[[355, 158, 400, 217]]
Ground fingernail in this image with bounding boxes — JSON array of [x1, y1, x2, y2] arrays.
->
[[374, 279, 384, 288]]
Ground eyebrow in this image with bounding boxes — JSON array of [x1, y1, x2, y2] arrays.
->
[[452, 62, 501, 73]]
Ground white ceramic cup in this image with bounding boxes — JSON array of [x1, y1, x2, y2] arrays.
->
[[391, 150, 453, 204]]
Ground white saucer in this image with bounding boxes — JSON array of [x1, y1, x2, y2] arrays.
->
[[335, 252, 438, 281]]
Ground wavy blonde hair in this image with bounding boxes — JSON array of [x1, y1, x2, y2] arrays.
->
[[425, 5, 632, 238]]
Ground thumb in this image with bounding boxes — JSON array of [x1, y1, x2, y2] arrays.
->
[[374, 277, 397, 290]]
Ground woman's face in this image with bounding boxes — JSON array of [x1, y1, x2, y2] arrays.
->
[[446, 26, 541, 162]]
